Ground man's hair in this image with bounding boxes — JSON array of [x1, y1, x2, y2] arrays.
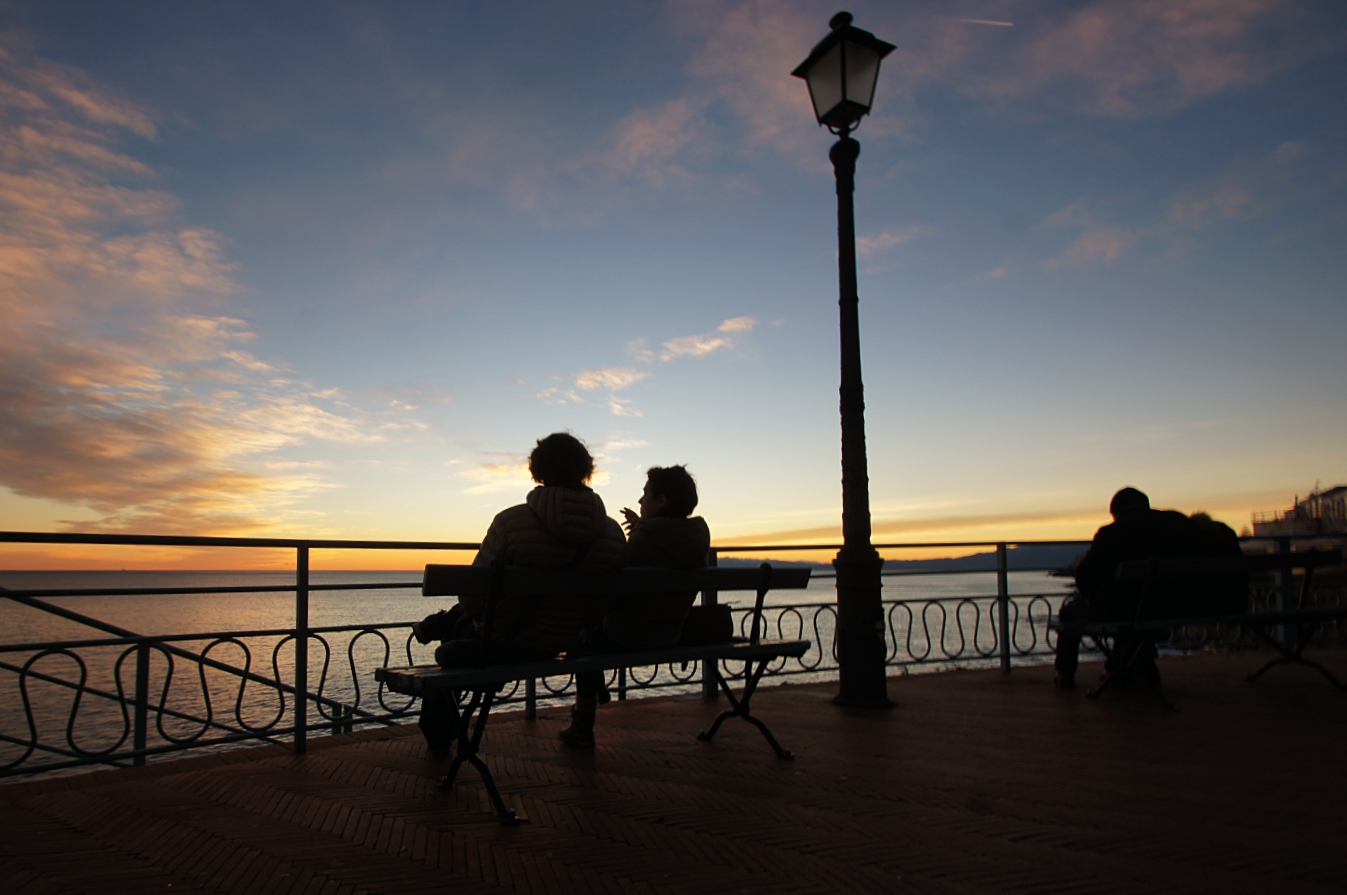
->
[[1109, 487, 1150, 516], [529, 433, 594, 488], [646, 465, 698, 517]]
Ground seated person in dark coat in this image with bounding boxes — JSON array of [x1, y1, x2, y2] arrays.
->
[[411, 432, 626, 753], [1055, 487, 1203, 689], [558, 464, 711, 747]]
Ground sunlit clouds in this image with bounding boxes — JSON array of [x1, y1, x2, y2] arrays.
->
[[658, 316, 757, 361], [575, 367, 650, 391], [1, 1, 1343, 557], [0, 45, 382, 535], [534, 317, 757, 417]]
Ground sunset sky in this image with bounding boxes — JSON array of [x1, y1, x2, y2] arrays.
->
[[2, 1, 1345, 569]]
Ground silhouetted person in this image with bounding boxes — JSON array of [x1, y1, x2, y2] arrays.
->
[[413, 432, 625, 753], [559, 465, 711, 747], [1055, 487, 1202, 689], [1186, 512, 1249, 617]]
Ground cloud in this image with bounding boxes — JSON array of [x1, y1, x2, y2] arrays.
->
[[458, 460, 534, 496], [0, 45, 381, 535], [855, 226, 932, 259], [660, 316, 757, 361], [535, 386, 585, 405], [911, 0, 1341, 120], [1039, 141, 1336, 268], [584, 98, 706, 188], [575, 367, 650, 391]]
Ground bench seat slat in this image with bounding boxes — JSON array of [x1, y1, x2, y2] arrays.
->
[[376, 638, 811, 694]]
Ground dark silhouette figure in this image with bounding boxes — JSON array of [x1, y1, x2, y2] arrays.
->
[[558, 465, 711, 747], [1055, 488, 1204, 689], [414, 432, 625, 753]]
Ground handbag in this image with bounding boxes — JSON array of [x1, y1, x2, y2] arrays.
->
[[678, 603, 734, 646]]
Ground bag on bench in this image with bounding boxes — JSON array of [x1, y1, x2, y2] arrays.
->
[[679, 603, 733, 645]]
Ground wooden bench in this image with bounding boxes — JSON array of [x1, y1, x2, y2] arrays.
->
[[376, 562, 811, 824], [1052, 549, 1345, 708]]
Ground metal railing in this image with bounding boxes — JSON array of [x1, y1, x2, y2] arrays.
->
[[2, 531, 1342, 779]]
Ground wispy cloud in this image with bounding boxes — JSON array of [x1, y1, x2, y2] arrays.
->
[[458, 460, 534, 496], [855, 226, 933, 259], [913, 0, 1340, 119], [1039, 141, 1334, 268], [0, 44, 384, 535], [575, 367, 650, 391], [538, 317, 758, 417], [659, 316, 757, 361]]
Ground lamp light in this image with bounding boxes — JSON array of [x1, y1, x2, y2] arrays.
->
[[791, 11, 895, 132]]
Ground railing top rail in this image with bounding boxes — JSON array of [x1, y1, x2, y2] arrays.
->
[[710, 540, 1093, 552], [0, 531, 479, 550]]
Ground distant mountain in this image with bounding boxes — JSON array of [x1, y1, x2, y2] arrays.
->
[[717, 544, 1084, 574]]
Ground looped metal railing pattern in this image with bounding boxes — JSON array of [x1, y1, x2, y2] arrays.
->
[[4, 530, 1343, 778]]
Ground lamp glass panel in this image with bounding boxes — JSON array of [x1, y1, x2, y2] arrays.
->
[[842, 40, 882, 110], [806, 42, 844, 123]]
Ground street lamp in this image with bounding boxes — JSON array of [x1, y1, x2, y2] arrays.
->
[[793, 11, 895, 708]]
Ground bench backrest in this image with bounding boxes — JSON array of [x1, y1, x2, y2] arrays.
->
[[423, 563, 811, 598], [423, 562, 812, 647], [1115, 549, 1342, 582]]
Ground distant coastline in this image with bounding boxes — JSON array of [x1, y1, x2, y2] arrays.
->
[[719, 544, 1084, 574]]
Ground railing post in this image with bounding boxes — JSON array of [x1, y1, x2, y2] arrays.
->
[[617, 666, 627, 701], [996, 543, 1011, 672], [133, 641, 150, 765], [294, 542, 309, 754], [702, 548, 719, 699], [1274, 536, 1292, 648], [525, 678, 536, 719]]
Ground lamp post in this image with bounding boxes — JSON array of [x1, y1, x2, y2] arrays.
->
[[793, 11, 895, 708]]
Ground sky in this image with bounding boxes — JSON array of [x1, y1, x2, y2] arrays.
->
[[2, 0, 1345, 569]]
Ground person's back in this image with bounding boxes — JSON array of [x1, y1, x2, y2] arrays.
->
[[471, 481, 625, 655], [1056, 487, 1204, 689], [435, 432, 625, 663], [1076, 503, 1203, 621], [1184, 512, 1248, 617]]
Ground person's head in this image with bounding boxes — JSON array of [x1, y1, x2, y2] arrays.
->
[[528, 432, 594, 489], [639, 465, 698, 519], [1109, 487, 1150, 519]]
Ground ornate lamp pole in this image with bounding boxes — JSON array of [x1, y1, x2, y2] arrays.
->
[[793, 11, 895, 708]]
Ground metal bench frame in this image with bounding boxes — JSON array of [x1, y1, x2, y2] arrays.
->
[[376, 562, 811, 824]]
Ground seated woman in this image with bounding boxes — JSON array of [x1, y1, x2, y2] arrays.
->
[[414, 432, 626, 752], [559, 465, 711, 747]]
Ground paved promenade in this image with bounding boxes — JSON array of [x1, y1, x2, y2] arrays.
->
[[2, 651, 1344, 894]]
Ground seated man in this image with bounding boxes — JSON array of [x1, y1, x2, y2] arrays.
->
[[1055, 487, 1202, 689], [413, 432, 626, 752], [558, 464, 711, 747]]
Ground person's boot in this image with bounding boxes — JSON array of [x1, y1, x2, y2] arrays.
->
[[558, 700, 596, 748]]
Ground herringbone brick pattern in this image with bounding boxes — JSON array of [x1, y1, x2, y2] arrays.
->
[[2, 651, 1344, 894]]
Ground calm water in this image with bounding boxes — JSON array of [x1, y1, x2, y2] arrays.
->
[[0, 569, 1071, 645]]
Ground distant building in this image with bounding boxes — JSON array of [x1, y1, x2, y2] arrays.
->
[[1251, 485, 1347, 536]]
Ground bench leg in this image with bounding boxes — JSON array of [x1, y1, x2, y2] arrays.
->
[[435, 687, 524, 825], [697, 658, 794, 759], [1247, 622, 1345, 689], [1086, 635, 1175, 711]]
